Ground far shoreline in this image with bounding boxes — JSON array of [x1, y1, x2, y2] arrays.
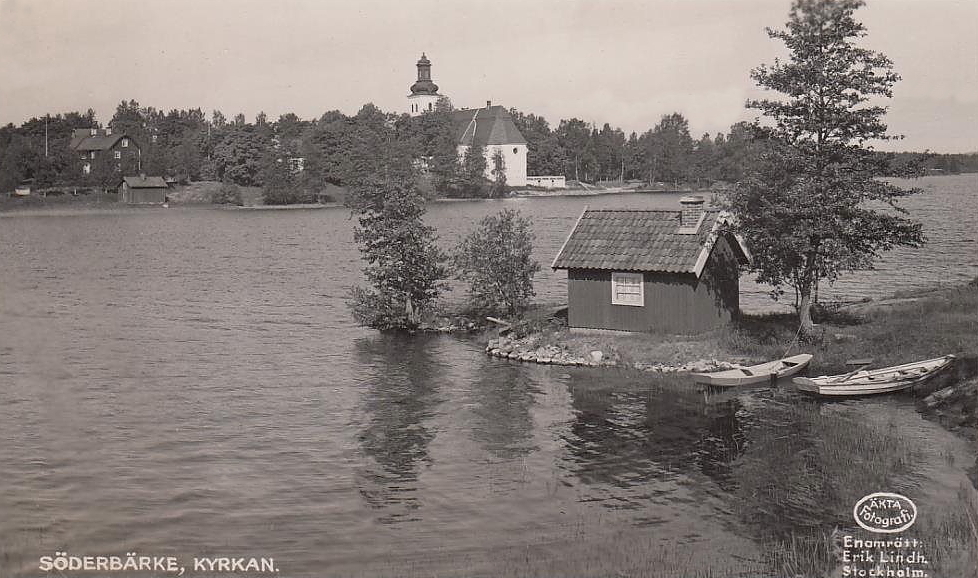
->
[[5, 171, 973, 216]]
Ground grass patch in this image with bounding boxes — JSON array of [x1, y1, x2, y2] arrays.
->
[[914, 483, 978, 578], [731, 401, 923, 577], [166, 181, 263, 206]]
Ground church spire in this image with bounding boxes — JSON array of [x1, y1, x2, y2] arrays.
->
[[410, 52, 439, 95], [407, 52, 442, 116]]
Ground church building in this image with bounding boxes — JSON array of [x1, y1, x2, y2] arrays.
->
[[407, 53, 528, 187]]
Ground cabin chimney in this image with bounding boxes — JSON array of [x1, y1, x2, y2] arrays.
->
[[678, 195, 705, 233], [486, 100, 492, 108]]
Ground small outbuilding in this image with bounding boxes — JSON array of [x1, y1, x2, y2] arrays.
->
[[552, 196, 751, 334], [119, 175, 168, 204]]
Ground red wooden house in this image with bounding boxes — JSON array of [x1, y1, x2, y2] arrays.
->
[[552, 196, 751, 333], [69, 128, 141, 176]]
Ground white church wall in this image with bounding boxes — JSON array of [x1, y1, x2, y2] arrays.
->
[[457, 144, 528, 188], [490, 144, 527, 187]]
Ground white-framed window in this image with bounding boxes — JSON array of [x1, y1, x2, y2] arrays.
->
[[114, 150, 121, 159], [611, 272, 644, 306], [121, 137, 129, 147], [83, 163, 91, 174]]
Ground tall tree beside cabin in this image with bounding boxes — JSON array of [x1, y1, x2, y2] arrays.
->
[[727, 0, 923, 338]]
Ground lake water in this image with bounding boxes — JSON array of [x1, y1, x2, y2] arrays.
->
[[0, 174, 975, 576]]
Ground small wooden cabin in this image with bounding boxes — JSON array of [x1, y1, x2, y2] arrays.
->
[[119, 175, 167, 204], [551, 196, 751, 333]]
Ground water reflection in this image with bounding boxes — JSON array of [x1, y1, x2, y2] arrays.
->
[[562, 379, 749, 509], [353, 335, 445, 524], [466, 362, 539, 460]]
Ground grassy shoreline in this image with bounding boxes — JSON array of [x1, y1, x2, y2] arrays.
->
[[496, 279, 978, 386]]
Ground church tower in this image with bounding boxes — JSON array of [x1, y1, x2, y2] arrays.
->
[[407, 53, 441, 116]]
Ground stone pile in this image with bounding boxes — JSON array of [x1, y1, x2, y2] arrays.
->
[[485, 336, 612, 367], [485, 336, 743, 373]]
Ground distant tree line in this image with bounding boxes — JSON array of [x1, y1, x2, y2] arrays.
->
[[2, 98, 975, 201], [879, 151, 978, 175], [0, 110, 96, 193], [511, 111, 764, 186]]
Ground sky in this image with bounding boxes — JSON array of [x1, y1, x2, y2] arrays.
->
[[1, 0, 975, 153]]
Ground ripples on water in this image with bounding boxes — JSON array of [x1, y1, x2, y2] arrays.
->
[[0, 175, 974, 576]]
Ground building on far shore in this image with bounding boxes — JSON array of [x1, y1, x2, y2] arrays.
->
[[526, 175, 566, 189], [551, 196, 751, 333], [69, 128, 141, 175], [451, 104, 528, 187], [406, 53, 528, 187], [119, 175, 168, 204], [13, 180, 32, 196]]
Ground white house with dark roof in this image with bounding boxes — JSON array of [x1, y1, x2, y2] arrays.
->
[[451, 104, 528, 187]]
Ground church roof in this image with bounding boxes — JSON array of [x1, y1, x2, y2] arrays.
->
[[451, 106, 527, 147]]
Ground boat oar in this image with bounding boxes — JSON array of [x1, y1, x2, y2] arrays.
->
[[833, 361, 874, 383]]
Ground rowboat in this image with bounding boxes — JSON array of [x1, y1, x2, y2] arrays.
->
[[691, 354, 813, 387], [793, 355, 955, 396]]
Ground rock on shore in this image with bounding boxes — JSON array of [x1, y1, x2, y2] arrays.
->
[[485, 335, 741, 373], [920, 377, 978, 441]]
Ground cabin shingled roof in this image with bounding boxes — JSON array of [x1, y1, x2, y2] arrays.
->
[[122, 175, 168, 189], [451, 106, 527, 147], [551, 208, 749, 275]]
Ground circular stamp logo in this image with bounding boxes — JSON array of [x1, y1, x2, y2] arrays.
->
[[853, 492, 917, 534]]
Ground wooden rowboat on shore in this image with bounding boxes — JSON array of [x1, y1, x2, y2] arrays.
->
[[793, 355, 955, 397], [691, 354, 813, 387]]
